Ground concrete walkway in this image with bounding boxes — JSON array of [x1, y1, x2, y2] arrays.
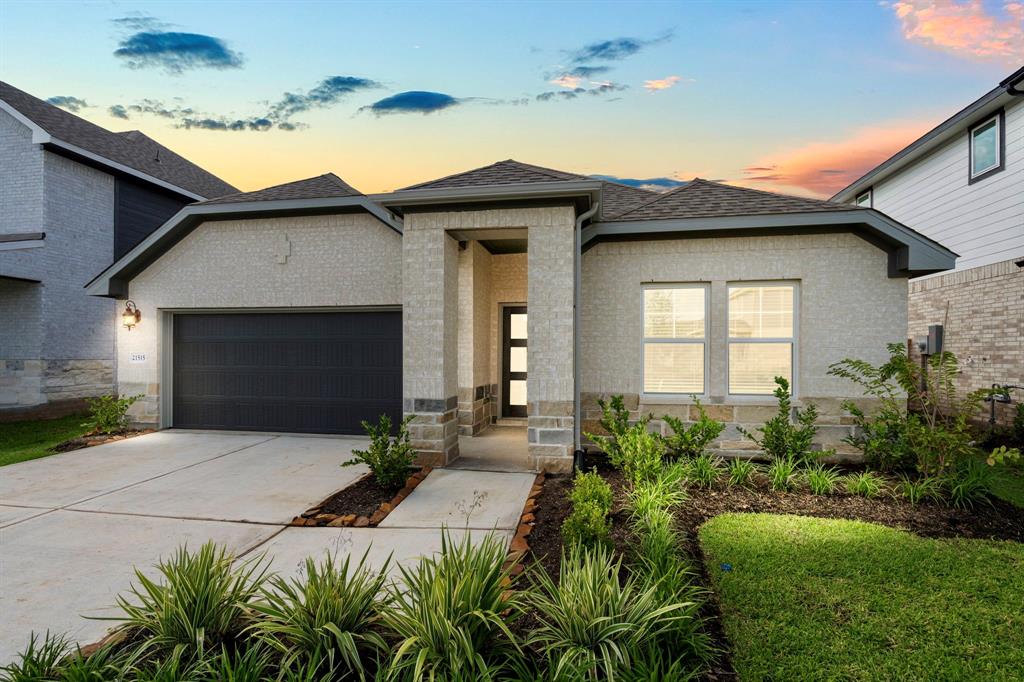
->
[[0, 432, 531, 663]]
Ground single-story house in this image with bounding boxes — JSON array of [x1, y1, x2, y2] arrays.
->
[[85, 160, 957, 471]]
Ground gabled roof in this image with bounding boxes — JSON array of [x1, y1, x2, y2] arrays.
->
[[606, 178, 853, 221], [198, 173, 361, 205], [832, 67, 1024, 203], [398, 159, 656, 218], [0, 80, 237, 200]]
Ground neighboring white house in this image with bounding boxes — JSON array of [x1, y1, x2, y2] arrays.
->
[[86, 160, 955, 471], [833, 66, 1024, 426], [0, 81, 236, 419]]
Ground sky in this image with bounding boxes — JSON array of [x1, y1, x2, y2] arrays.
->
[[0, 1, 1021, 197]]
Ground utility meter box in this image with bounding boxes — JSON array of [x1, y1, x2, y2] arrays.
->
[[926, 324, 944, 356]]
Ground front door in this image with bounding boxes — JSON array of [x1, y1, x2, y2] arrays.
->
[[501, 306, 528, 418]]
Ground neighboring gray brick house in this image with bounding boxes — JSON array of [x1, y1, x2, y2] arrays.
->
[[833, 66, 1024, 427], [87, 160, 955, 472], [0, 81, 236, 418]]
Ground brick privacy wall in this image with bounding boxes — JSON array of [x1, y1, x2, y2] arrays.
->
[[580, 232, 908, 457], [1, 110, 117, 409], [117, 213, 403, 425], [909, 258, 1024, 427]]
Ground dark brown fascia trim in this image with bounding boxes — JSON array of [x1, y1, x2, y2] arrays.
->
[[967, 108, 1006, 185], [584, 210, 958, 277], [0, 232, 45, 243], [370, 180, 602, 209]]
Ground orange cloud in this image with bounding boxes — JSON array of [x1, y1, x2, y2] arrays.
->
[[644, 75, 684, 91], [888, 0, 1024, 63], [733, 120, 935, 197], [551, 74, 582, 89]]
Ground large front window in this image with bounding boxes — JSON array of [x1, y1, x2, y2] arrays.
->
[[727, 283, 796, 395], [642, 285, 707, 394]]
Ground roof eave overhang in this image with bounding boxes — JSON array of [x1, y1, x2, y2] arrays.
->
[[832, 87, 1016, 203], [85, 195, 403, 298], [370, 180, 602, 213], [584, 209, 958, 278]]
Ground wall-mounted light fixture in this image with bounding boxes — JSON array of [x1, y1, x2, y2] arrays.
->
[[122, 300, 141, 331]]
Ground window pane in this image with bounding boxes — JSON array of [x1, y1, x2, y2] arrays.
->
[[643, 343, 704, 394], [508, 379, 527, 406], [729, 343, 791, 394], [509, 313, 527, 339], [972, 119, 998, 176], [510, 346, 527, 373], [855, 191, 870, 207], [728, 285, 794, 338], [644, 288, 705, 339]]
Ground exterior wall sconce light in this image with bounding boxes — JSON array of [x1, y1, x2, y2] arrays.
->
[[122, 300, 141, 331]]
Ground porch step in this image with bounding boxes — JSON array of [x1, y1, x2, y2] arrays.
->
[[496, 418, 527, 427]]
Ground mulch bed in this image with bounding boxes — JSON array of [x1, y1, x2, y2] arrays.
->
[[291, 467, 430, 528], [53, 429, 153, 452]]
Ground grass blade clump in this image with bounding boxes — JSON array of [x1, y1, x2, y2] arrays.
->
[[381, 530, 522, 680], [767, 457, 799, 492], [805, 464, 842, 496], [684, 453, 724, 489], [249, 552, 388, 679], [845, 471, 885, 498], [726, 459, 756, 488]]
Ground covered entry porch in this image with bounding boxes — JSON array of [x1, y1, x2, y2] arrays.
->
[[400, 206, 578, 472]]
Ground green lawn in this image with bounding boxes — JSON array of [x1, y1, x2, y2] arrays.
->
[[700, 513, 1024, 681], [0, 414, 91, 467], [991, 465, 1024, 508]]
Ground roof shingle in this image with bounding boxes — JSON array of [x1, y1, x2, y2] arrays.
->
[[0, 81, 237, 199], [400, 159, 657, 219], [197, 173, 362, 205], [606, 179, 857, 221]]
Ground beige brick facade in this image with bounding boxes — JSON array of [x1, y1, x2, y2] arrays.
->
[[580, 232, 907, 456], [114, 212, 403, 426], [909, 258, 1023, 426]]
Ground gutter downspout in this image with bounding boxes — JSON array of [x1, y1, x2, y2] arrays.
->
[[574, 200, 600, 459]]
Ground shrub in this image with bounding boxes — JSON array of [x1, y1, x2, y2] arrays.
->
[[767, 457, 799, 492], [109, 542, 268, 661], [585, 395, 635, 468], [829, 345, 999, 476], [845, 471, 884, 498], [726, 459, 757, 488], [569, 469, 614, 514], [805, 464, 841, 496], [896, 474, 944, 506], [342, 414, 416, 489], [563, 501, 613, 550], [381, 531, 522, 680], [684, 453, 724, 489], [83, 393, 143, 435], [662, 399, 725, 460], [526, 545, 704, 681], [249, 552, 388, 678], [946, 457, 997, 509], [616, 422, 666, 485], [737, 378, 820, 465]]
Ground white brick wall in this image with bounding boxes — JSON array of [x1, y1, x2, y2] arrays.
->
[[116, 212, 402, 423]]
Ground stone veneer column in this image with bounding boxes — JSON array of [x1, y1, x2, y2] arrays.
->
[[403, 218, 460, 465], [526, 207, 577, 472]]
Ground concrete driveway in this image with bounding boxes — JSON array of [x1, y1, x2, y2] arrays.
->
[[0, 431, 368, 662], [0, 431, 531, 664]]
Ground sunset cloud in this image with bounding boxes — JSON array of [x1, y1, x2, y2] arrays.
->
[[643, 75, 693, 91], [734, 120, 934, 197], [887, 0, 1024, 63]]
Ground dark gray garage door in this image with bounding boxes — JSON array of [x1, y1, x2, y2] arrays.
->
[[172, 311, 402, 434]]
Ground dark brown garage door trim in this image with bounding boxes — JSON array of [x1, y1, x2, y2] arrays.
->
[[164, 307, 402, 434]]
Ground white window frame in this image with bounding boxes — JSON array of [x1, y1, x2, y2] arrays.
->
[[640, 283, 710, 399], [854, 188, 872, 208], [968, 111, 1002, 181], [725, 281, 799, 398]]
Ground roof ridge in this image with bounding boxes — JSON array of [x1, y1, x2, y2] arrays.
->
[[501, 159, 585, 181], [609, 180, 697, 219], [696, 177, 851, 207]]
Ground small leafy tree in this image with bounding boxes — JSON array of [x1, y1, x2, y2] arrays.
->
[[737, 377, 820, 464], [342, 414, 416, 488], [661, 397, 725, 460], [83, 394, 143, 434], [585, 395, 637, 468]]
